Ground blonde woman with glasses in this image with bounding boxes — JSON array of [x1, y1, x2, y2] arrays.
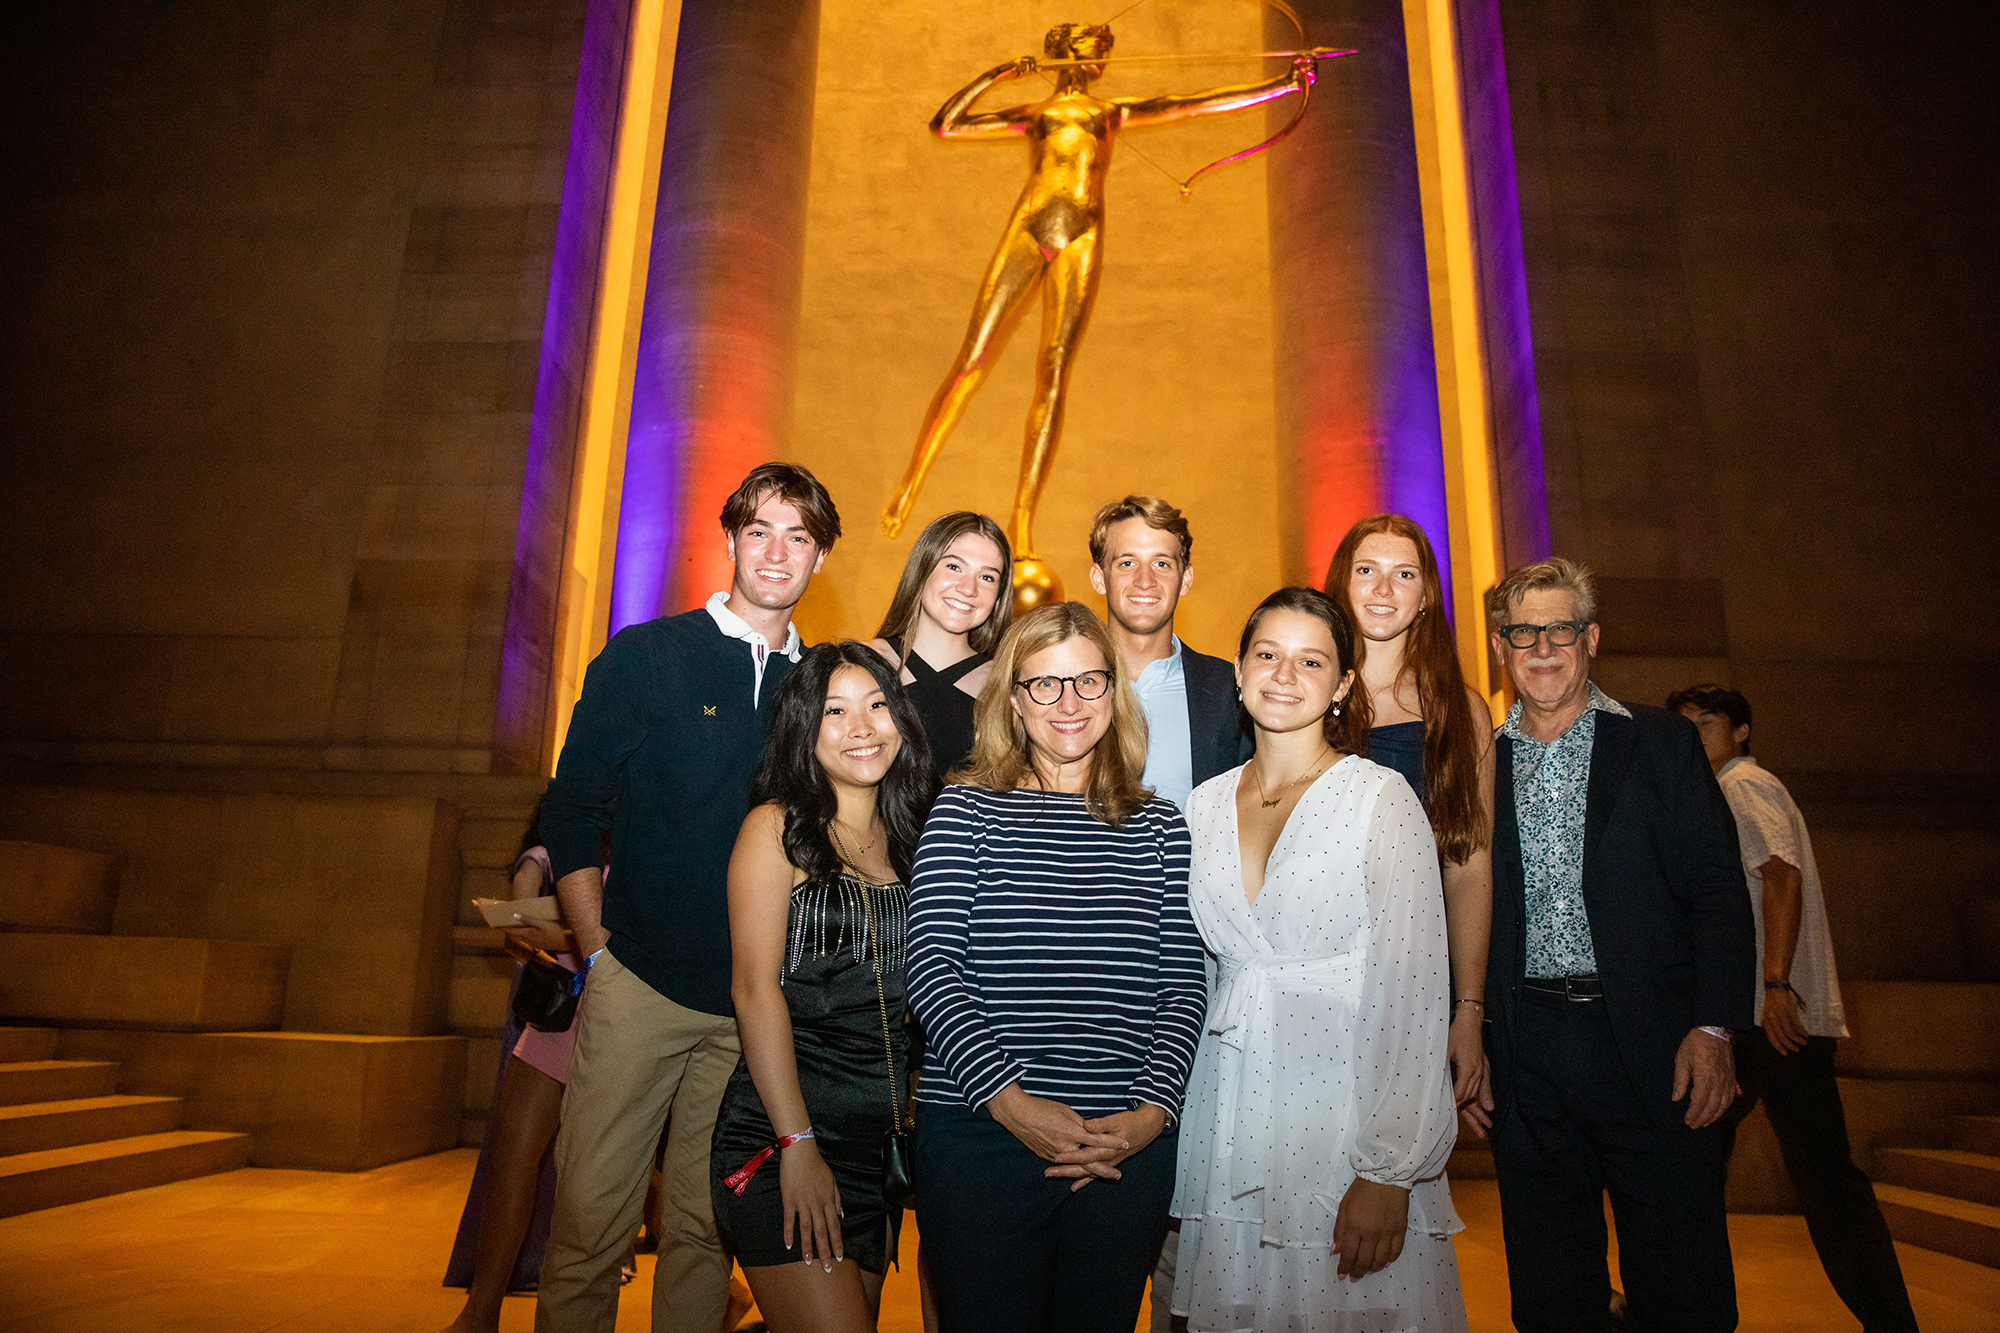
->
[[906, 602, 1207, 1333]]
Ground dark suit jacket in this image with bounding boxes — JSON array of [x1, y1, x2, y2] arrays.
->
[[1485, 701, 1755, 1131], [1183, 645, 1254, 789]]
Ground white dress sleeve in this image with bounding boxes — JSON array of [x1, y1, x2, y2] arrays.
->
[[1350, 774, 1460, 1191]]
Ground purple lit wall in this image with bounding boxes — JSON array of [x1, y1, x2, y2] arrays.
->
[[609, 1, 821, 632], [1455, 0, 1550, 567], [493, 0, 635, 775]]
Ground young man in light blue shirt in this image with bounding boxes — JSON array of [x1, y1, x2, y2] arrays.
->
[[1087, 494, 1250, 1333], [1086, 496, 1249, 812]]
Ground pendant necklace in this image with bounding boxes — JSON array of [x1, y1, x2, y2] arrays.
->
[[830, 822, 881, 870], [1251, 746, 1333, 809]]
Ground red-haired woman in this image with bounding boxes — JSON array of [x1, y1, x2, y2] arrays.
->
[[1326, 515, 1496, 1122]]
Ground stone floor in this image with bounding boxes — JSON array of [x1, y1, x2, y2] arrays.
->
[[0, 1148, 1996, 1331]]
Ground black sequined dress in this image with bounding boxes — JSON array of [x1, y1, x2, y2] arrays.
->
[[710, 872, 910, 1273]]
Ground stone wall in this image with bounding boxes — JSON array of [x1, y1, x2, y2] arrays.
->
[[1496, 0, 1999, 978], [0, 0, 588, 775]]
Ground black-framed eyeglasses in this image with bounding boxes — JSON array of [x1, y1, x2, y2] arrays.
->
[[1012, 670, 1113, 705], [1497, 620, 1588, 650]]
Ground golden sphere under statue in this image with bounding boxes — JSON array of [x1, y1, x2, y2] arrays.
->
[[1011, 557, 1064, 616]]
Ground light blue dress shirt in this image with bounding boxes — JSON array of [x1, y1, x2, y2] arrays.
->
[[1134, 637, 1195, 810]]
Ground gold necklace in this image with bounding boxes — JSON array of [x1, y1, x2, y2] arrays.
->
[[829, 822, 881, 868], [1250, 746, 1333, 809]]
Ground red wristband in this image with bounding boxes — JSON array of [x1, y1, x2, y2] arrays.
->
[[723, 1127, 815, 1196]]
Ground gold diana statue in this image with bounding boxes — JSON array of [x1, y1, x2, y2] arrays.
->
[[881, 22, 1316, 605]]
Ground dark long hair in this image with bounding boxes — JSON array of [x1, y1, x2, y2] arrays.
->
[[1237, 587, 1358, 753], [875, 511, 1013, 655], [1323, 514, 1488, 863], [750, 642, 939, 884]]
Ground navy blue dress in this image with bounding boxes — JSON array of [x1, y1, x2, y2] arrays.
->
[[1369, 719, 1428, 801]]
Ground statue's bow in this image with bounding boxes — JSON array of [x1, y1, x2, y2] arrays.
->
[[1180, 0, 1329, 196]]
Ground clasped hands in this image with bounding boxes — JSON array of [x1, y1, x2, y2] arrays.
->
[[987, 1084, 1163, 1192]]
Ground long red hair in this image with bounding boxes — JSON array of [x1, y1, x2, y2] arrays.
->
[[1323, 515, 1488, 864]]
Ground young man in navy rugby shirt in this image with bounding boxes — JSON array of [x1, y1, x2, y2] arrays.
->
[[535, 463, 838, 1333]]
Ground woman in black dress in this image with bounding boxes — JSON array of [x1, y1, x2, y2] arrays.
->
[[1325, 514, 1497, 1123], [868, 511, 1011, 777], [712, 641, 938, 1330]]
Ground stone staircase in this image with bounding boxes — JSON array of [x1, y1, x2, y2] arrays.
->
[[1874, 1115, 2000, 1268], [0, 1023, 249, 1217], [1703, 980, 2000, 1269], [0, 823, 470, 1215], [1834, 982, 2000, 1268]]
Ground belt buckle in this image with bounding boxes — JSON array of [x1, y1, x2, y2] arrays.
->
[[1527, 974, 1600, 1003]]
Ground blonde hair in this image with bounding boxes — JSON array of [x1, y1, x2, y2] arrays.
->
[[957, 603, 1152, 828]]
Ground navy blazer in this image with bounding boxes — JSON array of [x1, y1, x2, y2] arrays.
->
[[1184, 645, 1254, 788], [1484, 701, 1754, 1131]]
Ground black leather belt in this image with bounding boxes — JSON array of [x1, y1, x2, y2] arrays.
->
[[1522, 974, 1604, 1002]]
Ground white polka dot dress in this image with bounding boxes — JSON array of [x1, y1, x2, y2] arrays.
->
[[1171, 757, 1469, 1332]]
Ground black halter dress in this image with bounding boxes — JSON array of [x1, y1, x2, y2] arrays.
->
[[891, 636, 988, 778], [710, 871, 910, 1273]]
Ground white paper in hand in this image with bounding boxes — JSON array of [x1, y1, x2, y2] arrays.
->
[[472, 896, 562, 928]]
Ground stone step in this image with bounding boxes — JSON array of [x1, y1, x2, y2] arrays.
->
[[57, 1029, 467, 1171], [0, 933, 288, 1031], [1875, 1147, 2000, 1207], [1875, 1182, 2000, 1269], [1954, 1115, 2000, 1156], [1832, 1076, 2000, 1170], [0, 1129, 250, 1218], [0, 1027, 58, 1063], [450, 950, 516, 1037], [453, 923, 509, 956], [0, 1095, 183, 1156], [0, 840, 118, 933], [0, 1061, 118, 1107]]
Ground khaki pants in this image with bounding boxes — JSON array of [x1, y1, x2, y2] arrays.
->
[[536, 948, 741, 1333]]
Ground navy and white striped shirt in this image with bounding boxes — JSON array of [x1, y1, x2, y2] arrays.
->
[[908, 784, 1207, 1122]]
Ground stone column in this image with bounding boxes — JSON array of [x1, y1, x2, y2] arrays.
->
[[1267, 0, 1450, 592], [493, 0, 636, 775], [609, 0, 821, 629], [1455, 0, 1549, 569]]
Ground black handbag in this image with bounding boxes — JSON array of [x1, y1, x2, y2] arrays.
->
[[863, 886, 916, 1208], [511, 949, 585, 1033]]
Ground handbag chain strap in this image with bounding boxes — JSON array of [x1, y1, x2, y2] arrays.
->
[[858, 878, 909, 1132]]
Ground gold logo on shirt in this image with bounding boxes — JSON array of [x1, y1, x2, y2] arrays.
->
[[703, 705, 716, 716]]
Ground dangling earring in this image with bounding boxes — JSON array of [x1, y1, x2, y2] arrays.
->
[[1332, 699, 1343, 718]]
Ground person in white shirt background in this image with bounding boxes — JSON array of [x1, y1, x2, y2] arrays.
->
[[1670, 683, 1918, 1333]]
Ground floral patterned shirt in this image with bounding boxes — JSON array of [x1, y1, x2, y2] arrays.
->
[[1500, 683, 1632, 979]]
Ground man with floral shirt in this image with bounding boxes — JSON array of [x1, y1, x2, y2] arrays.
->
[[1470, 559, 1754, 1333]]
